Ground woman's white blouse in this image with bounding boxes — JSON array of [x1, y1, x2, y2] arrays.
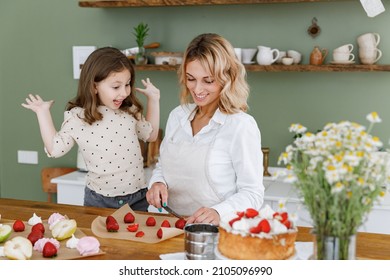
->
[[149, 104, 264, 218]]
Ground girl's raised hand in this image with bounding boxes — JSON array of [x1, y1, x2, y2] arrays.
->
[[135, 78, 160, 101], [21, 94, 54, 113]]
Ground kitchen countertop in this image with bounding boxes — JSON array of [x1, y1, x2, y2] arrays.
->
[[0, 198, 389, 260]]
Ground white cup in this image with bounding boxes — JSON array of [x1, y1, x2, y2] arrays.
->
[[276, 51, 287, 64], [241, 48, 257, 64], [334, 44, 354, 53], [357, 32, 380, 48], [234, 48, 242, 63], [287, 50, 302, 64], [333, 51, 355, 62], [282, 57, 294, 65], [359, 48, 382, 64]]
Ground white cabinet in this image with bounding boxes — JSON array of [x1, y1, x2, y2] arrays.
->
[[51, 171, 86, 206]]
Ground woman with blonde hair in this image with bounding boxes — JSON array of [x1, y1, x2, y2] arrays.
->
[[147, 33, 264, 225]]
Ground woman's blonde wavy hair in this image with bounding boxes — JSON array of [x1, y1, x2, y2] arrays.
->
[[178, 33, 249, 114]]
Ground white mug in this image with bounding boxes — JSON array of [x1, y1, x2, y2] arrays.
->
[[359, 48, 382, 64], [256, 46, 279, 65], [242, 48, 257, 64], [357, 32, 380, 48], [333, 51, 355, 62], [334, 44, 354, 53]]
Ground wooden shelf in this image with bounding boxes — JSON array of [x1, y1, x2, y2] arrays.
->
[[79, 0, 344, 8], [135, 64, 390, 72]]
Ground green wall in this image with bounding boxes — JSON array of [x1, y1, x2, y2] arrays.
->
[[1, 0, 389, 202]]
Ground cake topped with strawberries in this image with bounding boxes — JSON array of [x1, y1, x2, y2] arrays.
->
[[218, 205, 298, 260]]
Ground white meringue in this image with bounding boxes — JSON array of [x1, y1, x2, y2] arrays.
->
[[66, 234, 80, 249], [28, 213, 42, 226]]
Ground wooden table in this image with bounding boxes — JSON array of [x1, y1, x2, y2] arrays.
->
[[1, 198, 389, 260]]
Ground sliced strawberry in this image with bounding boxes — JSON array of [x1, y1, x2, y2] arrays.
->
[[157, 228, 163, 239], [249, 225, 261, 234], [13, 220, 25, 232], [250, 219, 271, 234], [280, 212, 288, 222], [126, 223, 139, 232], [32, 222, 45, 234], [124, 212, 135, 223], [174, 218, 186, 230], [27, 230, 44, 245], [282, 219, 292, 229], [228, 216, 242, 227], [245, 208, 259, 218], [273, 212, 288, 223], [135, 231, 145, 238], [146, 217, 156, 227], [42, 241, 57, 258], [258, 219, 271, 233], [161, 219, 171, 228], [236, 211, 245, 218]]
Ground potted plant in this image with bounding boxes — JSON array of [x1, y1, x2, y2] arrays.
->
[[133, 22, 149, 65]]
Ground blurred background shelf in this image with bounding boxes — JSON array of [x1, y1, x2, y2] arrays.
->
[[135, 64, 390, 72], [79, 1, 351, 8]]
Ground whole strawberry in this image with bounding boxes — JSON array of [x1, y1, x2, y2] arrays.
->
[[13, 220, 25, 232], [161, 219, 171, 228], [32, 222, 45, 234], [157, 228, 163, 239], [27, 230, 44, 245], [146, 217, 156, 227], [175, 218, 186, 230], [124, 212, 135, 223], [42, 241, 57, 258], [106, 215, 119, 232]]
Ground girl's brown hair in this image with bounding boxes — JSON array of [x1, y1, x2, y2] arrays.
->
[[67, 47, 143, 124], [178, 33, 249, 114]]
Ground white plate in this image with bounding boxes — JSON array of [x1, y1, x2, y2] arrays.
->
[[242, 61, 255, 65], [330, 61, 355, 65], [214, 247, 298, 260]]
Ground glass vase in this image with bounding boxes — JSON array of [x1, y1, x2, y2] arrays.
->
[[313, 234, 356, 260], [135, 47, 147, 65]]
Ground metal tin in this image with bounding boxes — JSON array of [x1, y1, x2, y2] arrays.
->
[[184, 224, 219, 260]]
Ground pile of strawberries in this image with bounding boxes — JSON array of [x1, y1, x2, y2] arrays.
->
[[105, 212, 186, 239], [228, 208, 293, 235], [12, 220, 57, 258]]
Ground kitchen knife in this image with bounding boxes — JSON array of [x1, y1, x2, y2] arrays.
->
[[162, 205, 184, 219]]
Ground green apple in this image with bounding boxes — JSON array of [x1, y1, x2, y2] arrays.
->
[[4, 236, 33, 260], [0, 224, 12, 243], [51, 219, 77, 241]]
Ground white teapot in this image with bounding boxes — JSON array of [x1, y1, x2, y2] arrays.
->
[[256, 46, 280, 65]]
